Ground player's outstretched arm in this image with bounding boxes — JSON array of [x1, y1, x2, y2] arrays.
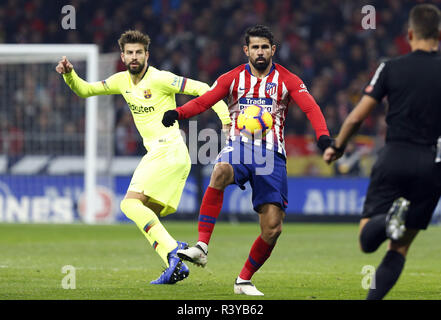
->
[[181, 78, 231, 126], [288, 82, 333, 152], [56, 56, 120, 98], [323, 95, 378, 164], [280, 68, 332, 152], [162, 74, 231, 128]]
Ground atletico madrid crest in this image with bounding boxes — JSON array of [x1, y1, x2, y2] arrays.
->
[[265, 82, 277, 96], [144, 89, 152, 99]]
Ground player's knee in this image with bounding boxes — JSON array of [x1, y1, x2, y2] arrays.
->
[[359, 241, 375, 254], [263, 223, 282, 243], [120, 198, 137, 219], [388, 232, 417, 257], [270, 226, 282, 240], [388, 243, 411, 257], [120, 199, 130, 215], [210, 163, 233, 189]]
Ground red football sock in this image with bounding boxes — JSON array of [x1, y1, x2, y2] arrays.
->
[[239, 236, 275, 280], [197, 186, 224, 245]]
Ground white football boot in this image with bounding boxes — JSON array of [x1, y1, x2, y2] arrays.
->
[[177, 243, 208, 267], [386, 197, 410, 241], [233, 278, 264, 296]]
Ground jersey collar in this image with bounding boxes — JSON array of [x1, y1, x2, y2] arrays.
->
[[413, 49, 439, 56], [140, 64, 149, 80], [128, 64, 150, 87]]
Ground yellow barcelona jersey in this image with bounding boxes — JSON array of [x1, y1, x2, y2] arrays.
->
[[63, 66, 230, 150]]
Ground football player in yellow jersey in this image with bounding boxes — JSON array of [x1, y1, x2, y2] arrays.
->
[[55, 30, 231, 285]]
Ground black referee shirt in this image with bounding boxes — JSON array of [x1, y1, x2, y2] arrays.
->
[[364, 50, 441, 146]]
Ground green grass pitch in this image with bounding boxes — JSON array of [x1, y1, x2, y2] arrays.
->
[[0, 221, 440, 300]]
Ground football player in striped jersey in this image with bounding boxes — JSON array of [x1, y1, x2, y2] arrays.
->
[[162, 25, 332, 295]]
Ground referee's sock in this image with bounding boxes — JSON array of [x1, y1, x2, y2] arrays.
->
[[367, 250, 405, 300], [120, 198, 177, 267], [359, 214, 387, 253], [197, 186, 224, 246]]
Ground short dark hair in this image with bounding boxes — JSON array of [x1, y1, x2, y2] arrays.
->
[[409, 4, 441, 40], [118, 30, 151, 52], [244, 25, 274, 46]]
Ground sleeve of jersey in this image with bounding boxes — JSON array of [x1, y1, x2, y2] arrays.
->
[[176, 74, 231, 120], [287, 77, 330, 139], [362, 62, 387, 101], [156, 70, 187, 94], [63, 69, 121, 98], [181, 78, 231, 125]]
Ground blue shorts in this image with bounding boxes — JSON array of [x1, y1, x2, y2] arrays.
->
[[216, 139, 288, 212]]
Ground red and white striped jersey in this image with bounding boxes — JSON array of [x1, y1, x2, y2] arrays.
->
[[176, 63, 329, 156]]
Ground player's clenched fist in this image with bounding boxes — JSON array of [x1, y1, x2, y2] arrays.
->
[[55, 56, 73, 74], [162, 110, 179, 127]]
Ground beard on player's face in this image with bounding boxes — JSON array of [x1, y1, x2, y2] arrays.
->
[[250, 56, 270, 71], [125, 59, 145, 74]]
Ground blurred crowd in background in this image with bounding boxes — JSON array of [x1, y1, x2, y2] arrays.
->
[[1, 0, 438, 175]]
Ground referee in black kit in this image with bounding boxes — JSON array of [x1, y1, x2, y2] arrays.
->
[[324, 3, 441, 300]]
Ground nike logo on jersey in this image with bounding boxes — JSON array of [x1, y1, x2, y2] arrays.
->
[[125, 90, 131, 93], [238, 87, 249, 91]]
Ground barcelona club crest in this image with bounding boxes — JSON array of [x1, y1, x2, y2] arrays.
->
[[144, 89, 152, 99], [265, 82, 277, 96]]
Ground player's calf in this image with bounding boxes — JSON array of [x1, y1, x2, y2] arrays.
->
[[258, 203, 284, 245], [209, 162, 234, 190], [366, 249, 405, 300], [260, 222, 282, 245]]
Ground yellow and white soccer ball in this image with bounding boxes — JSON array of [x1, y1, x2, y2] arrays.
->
[[237, 105, 273, 138]]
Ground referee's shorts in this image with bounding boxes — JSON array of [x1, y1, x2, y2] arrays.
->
[[127, 138, 191, 217], [362, 142, 441, 229]]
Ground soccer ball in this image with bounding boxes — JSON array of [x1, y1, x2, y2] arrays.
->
[[237, 105, 273, 138]]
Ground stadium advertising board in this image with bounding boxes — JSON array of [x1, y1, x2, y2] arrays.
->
[[1, 175, 440, 223]]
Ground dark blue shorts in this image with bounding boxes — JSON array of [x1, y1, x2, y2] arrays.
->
[[216, 139, 288, 212]]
